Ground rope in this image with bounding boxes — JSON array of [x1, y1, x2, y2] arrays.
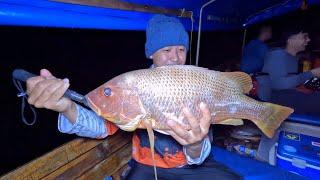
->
[[12, 78, 37, 126]]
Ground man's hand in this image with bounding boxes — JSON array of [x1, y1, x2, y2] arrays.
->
[[166, 102, 211, 158], [26, 69, 77, 123], [311, 67, 320, 77]]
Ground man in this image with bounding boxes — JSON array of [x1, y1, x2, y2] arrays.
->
[[256, 29, 320, 163], [240, 25, 272, 74], [261, 29, 320, 115], [26, 15, 240, 179]]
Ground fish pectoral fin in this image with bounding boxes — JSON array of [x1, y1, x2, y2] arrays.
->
[[218, 118, 244, 126]]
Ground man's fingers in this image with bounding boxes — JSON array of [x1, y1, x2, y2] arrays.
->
[[26, 76, 45, 95], [47, 79, 69, 103], [167, 130, 188, 145], [33, 80, 65, 108], [40, 69, 55, 79], [167, 120, 190, 141], [28, 79, 59, 105], [183, 107, 201, 135], [44, 79, 70, 112], [199, 102, 211, 134]]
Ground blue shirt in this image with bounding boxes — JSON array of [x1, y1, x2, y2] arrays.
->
[[241, 39, 268, 74], [262, 49, 313, 90]]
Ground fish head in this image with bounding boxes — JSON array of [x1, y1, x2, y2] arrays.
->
[[86, 74, 145, 129]]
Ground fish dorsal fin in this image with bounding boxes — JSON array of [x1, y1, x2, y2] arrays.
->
[[222, 72, 253, 94], [155, 65, 209, 70]]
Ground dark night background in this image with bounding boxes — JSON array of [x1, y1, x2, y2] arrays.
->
[[1, 6, 319, 175]]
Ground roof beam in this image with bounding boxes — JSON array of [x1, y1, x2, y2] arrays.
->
[[52, 0, 193, 18]]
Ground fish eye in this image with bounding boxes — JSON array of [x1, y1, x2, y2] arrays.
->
[[104, 87, 112, 96]]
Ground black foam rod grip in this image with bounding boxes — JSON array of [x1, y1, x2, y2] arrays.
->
[[12, 69, 89, 107], [12, 69, 36, 82]]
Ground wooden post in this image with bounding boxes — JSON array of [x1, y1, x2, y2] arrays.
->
[[241, 28, 247, 56]]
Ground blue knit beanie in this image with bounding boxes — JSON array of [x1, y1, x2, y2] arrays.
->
[[145, 14, 189, 58]]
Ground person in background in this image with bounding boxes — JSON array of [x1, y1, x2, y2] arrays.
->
[[261, 29, 320, 115], [256, 29, 320, 163], [240, 25, 272, 75]]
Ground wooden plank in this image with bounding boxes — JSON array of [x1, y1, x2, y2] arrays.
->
[[77, 143, 132, 180], [0, 139, 101, 180], [111, 164, 130, 180], [43, 132, 131, 179], [0, 131, 130, 180], [53, 0, 192, 18]]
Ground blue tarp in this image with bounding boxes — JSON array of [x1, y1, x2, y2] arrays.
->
[[288, 113, 320, 126], [0, 0, 319, 30]]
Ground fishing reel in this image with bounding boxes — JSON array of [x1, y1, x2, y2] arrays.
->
[[304, 77, 320, 91]]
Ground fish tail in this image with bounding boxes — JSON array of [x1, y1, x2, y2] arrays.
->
[[256, 102, 294, 138]]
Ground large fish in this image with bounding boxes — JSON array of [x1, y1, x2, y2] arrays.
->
[[86, 65, 293, 138], [86, 65, 294, 180]]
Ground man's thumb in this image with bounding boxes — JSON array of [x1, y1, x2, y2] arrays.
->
[[40, 69, 54, 79]]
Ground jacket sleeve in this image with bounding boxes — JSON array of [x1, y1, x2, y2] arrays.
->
[[183, 136, 212, 165], [58, 103, 118, 138]]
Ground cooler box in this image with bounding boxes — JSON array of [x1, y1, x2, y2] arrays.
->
[[276, 118, 320, 179]]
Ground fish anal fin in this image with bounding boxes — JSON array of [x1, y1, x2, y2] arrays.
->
[[218, 118, 244, 126]]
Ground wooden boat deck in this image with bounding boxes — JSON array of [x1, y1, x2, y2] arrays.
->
[[1, 131, 132, 180]]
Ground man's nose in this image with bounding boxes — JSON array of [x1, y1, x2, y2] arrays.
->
[[170, 49, 179, 61]]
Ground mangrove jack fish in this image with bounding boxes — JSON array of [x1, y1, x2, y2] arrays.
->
[[87, 65, 294, 138], [86, 65, 294, 180]]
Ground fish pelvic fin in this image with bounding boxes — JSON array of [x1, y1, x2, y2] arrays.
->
[[143, 119, 158, 180]]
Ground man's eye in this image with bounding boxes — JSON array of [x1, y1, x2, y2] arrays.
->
[[179, 48, 185, 52]]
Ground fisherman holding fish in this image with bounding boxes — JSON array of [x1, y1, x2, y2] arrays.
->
[[26, 15, 241, 179]]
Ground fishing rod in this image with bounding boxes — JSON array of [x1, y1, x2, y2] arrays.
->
[[12, 69, 90, 125], [12, 69, 89, 107]]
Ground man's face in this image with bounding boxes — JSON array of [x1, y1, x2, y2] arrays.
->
[[288, 32, 310, 52], [263, 28, 272, 41], [151, 45, 187, 67], [261, 27, 272, 41]]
